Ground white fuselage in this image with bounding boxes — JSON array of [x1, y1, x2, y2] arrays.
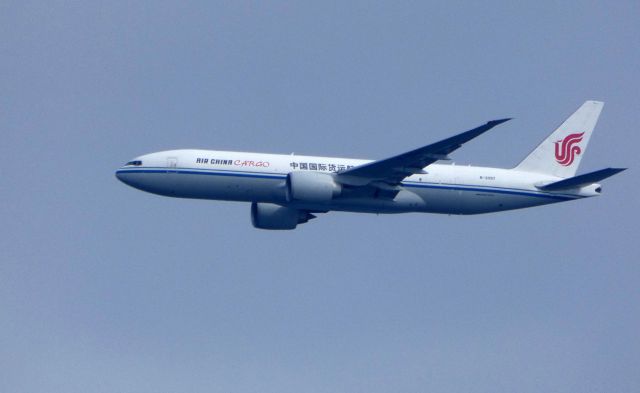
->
[[115, 149, 599, 215]]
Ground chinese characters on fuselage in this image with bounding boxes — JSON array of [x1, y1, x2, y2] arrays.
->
[[289, 162, 355, 173]]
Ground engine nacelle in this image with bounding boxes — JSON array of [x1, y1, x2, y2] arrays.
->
[[251, 202, 314, 230], [287, 171, 341, 203]]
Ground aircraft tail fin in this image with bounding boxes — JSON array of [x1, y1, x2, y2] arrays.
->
[[515, 101, 604, 178]]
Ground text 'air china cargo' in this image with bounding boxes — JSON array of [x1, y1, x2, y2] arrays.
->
[[116, 101, 626, 230]]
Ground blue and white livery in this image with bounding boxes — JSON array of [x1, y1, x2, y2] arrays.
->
[[116, 101, 625, 229]]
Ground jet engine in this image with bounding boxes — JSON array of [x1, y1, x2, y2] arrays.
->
[[286, 171, 341, 203], [251, 202, 315, 230]]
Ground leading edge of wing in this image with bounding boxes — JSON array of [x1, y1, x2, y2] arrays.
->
[[337, 118, 511, 185]]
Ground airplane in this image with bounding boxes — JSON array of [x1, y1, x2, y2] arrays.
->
[[116, 101, 626, 230]]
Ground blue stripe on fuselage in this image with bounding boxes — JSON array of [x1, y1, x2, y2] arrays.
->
[[115, 167, 581, 201], [117, 167, 285, 180]]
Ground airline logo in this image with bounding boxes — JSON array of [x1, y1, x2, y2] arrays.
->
[[554, 132, 584, 166]]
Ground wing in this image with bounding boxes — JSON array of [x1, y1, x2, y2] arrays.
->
[[337, 118, 511, 186]]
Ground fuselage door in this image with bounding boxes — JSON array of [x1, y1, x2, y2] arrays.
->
[[164, 156, 179, 195], [167, 157, 178, 173]]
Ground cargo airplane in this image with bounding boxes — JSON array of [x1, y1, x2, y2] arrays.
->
[[116, 101, 625, 229]]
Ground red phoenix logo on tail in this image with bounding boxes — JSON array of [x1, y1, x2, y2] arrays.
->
[[554, 132, 584, 166]]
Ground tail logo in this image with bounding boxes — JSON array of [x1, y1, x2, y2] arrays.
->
[[554, 132, 584, 166]]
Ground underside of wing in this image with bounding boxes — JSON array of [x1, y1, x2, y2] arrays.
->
[[336, 118, 511, 186]]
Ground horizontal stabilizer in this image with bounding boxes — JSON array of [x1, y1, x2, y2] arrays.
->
[[538, 168, 626, 191]]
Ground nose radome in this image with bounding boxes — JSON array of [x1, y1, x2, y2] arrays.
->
[[115, 169, 128, 185], [115, 164, 139, 186]]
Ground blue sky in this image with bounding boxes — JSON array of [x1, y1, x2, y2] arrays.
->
[[1, 1, 639, 392]]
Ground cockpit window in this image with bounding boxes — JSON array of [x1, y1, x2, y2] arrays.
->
[[125, 160, 142, 166]]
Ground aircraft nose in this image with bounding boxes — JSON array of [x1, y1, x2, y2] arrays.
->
[[116, 158, 144, 186], [115, 169, 124, 182], [115, 169, 133, 186]]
